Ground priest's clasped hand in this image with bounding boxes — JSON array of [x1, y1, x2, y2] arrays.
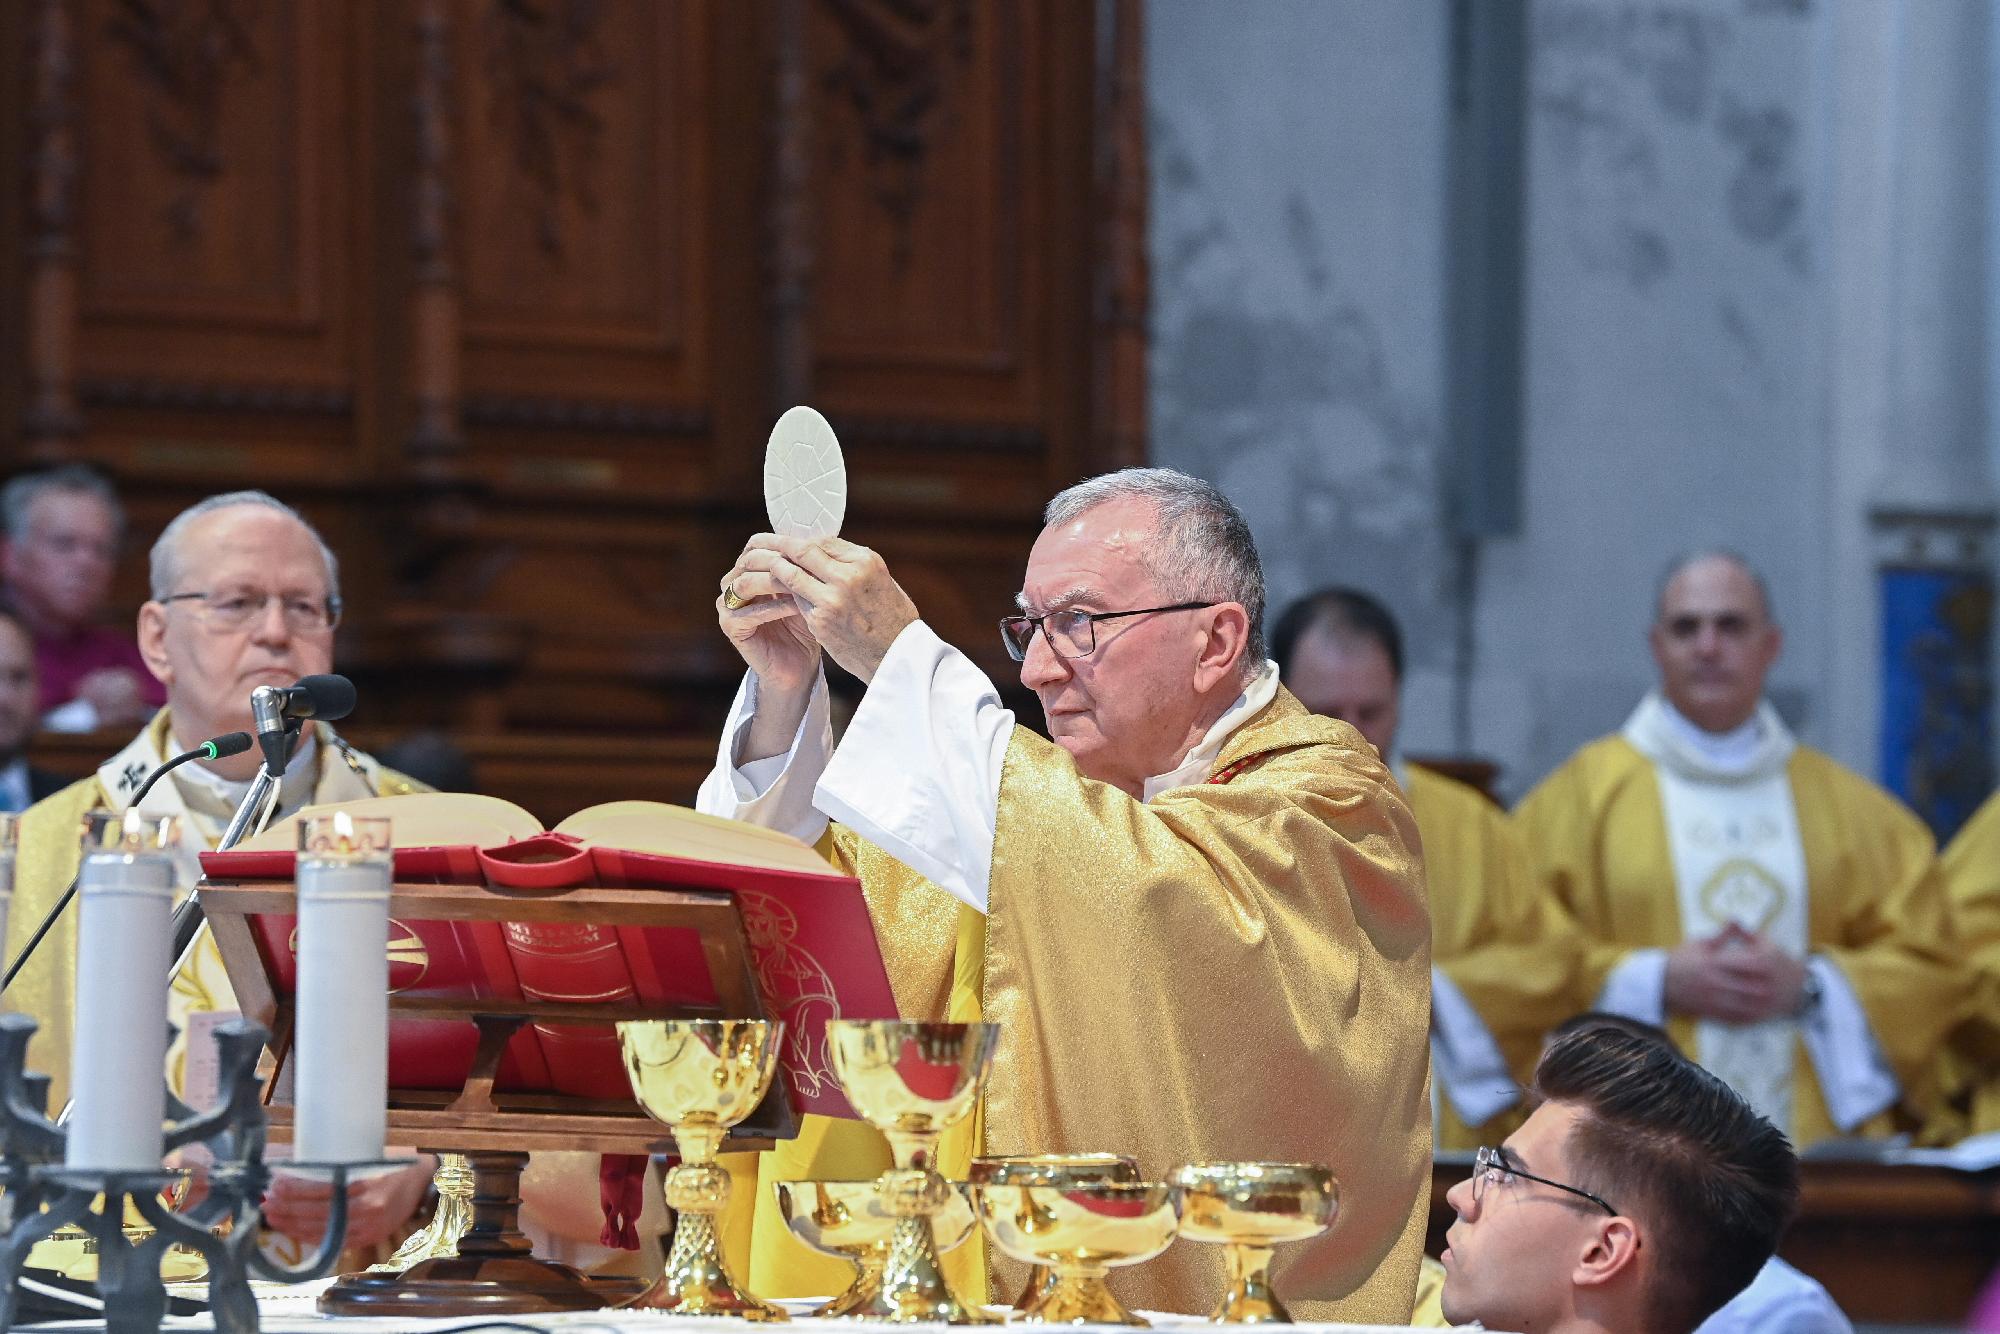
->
[[1663, 924, 1810, 1025], [719, 534, 919, 685]]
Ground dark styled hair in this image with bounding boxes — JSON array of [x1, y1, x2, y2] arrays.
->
[[1533, 1026, 1800, 1334], [1269, 587, 1403, 682]]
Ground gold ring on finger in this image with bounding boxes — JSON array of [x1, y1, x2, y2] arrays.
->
[[721, 580, 748, 610]]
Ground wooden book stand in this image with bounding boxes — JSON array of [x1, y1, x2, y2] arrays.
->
[[202, 876, 799, 1318]]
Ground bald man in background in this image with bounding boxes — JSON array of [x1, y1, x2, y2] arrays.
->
[[1514, 552, 1964, 1147]]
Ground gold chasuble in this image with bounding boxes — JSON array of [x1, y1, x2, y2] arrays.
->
[[734, 688, 1434, 1322], [1404, 764, 1584, 1149], [1514, 732, 1963, 1145], [3, 709, 426, 1111], [1938, 790, 2000, 1137]]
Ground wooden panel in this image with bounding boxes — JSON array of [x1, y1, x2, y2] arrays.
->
[[809, 0, 1043, 420], [457, 0, 710, 405], [74, 0, 357, 393]]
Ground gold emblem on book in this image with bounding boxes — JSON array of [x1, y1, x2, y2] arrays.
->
[[288, 919, 430, 992], [737, 888, 840, 1102]]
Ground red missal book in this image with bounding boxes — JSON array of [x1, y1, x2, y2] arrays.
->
[[201, 794, 901, 1119]]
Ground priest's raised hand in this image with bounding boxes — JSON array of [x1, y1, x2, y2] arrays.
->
[[721, 534, 918, 684]]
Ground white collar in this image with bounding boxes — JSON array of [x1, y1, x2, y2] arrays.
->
[[1141, 660, 1281, 802], [1622, 690, 1795, 784]]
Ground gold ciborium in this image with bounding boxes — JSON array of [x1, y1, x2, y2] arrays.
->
[[616, 1018, 787, 1320], [1169, 1162, 1339, 1323], [772, 1178, 978, 1317], [967, 1154, 1140, 1315], [972, 1181, 1180, 1326], [826, 1019, 999, 1323]]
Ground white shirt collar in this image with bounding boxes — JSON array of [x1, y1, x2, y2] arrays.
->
[[1141, 660, 1281, 802], [1622, 690, 1795, 784], [0, 757, 29, 814]]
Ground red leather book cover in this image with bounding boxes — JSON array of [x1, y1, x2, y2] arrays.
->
[[247, 911, 549, 1090], [501, 920, 639, 1100]]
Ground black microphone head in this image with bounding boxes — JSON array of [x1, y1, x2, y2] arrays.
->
[[296, 674, 356, 722], [207, 731, 255, 760]]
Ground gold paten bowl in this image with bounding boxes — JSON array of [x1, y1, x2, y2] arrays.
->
[[772, 1179, 978, 1318], [972, 1181, 1180, 1326], [966, 1155, 1140, 1314], [1169, 1162, 1339, 1324]]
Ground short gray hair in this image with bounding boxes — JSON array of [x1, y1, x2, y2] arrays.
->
[[1, 464, 124, 541], [1043, 467, 1267, 671], [1655, 548, 1776, 626], [149, 491, 341, 602]]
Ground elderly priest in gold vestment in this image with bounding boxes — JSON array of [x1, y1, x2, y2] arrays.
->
[[2, 491, 437, 1249], [1273, 587, 1584, 1152], [697, 468, 1433, 1321], [1514, 551, 1964, 1147]]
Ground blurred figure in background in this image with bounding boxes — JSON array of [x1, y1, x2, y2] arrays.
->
[[1936, 788, 2000, 1140], [0, 465, 162, 732], [0, 608, 65, 812], [1274, 587, 1583, 1150], [1515, 551, 1964, 1147]]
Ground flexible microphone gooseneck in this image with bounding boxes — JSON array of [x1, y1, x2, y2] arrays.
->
[[0, 731, 256, 996], [252, 675, 356, 778]]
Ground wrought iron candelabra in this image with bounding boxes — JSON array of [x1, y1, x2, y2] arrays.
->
[[0, 1011, 365, 1334]]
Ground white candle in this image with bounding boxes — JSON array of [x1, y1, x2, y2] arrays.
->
[[66, 813, 176, 1172], [292, 814, 392, 1166]]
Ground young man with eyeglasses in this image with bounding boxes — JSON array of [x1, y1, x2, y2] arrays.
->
[[698, 467, 1431, 1320], [6, 491, 435, 1253], [1436, 1023, 1800, 1334]]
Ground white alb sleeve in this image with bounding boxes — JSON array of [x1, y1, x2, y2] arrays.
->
[[1430, 967, 1522, 1128], [1797, 955, 1901, 1132], [692, 668, 834, 847], [1594, 948, 1670, 1027], [813, 621, 1014, 914]]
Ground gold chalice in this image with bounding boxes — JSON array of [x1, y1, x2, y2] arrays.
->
[[1169, 1162, 1339, 1323], [826, 1019, 999, 1323], [971, 1181, 1180, 1326], [616, 1018, 786, 1320], [773, 1178, 978, 1317], [967, 1154, 1140, 1315]]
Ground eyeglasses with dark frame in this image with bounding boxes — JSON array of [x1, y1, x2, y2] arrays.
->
[[998, 601, 1218, 662], [159, 589, 344, 634], [1471, 1145, 1616, 1216]]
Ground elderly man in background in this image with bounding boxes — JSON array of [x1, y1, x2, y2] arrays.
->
[[0, 465, 162, 731], [700, 467, 1432, 1321], [4, 490, 432, 1249], [1514, 551, 1964, 1147], [1274, 587, 1583, 1150]]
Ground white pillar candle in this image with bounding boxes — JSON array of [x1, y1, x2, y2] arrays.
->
[[292, 813, 392, 1166], [66, 811, 177, 1172]]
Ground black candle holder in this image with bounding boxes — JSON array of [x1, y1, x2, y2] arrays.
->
[[0, 1010, 378, 1334]]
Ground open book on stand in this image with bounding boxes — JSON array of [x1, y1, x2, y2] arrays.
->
[[200, 794, 897, 1121]]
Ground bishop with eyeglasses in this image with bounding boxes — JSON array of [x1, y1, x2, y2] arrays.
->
[[698, 467, 1434, 1322]]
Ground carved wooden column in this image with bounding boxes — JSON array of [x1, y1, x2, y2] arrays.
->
[[767, 0, 814, 413], [23, 0, 81, 452], [407, 0, 464, 470], [1089, 0, 1147, 470]]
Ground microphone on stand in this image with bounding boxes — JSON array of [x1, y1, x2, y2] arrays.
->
[[0, 731, 256, 997], [252, 674, 356, 778]]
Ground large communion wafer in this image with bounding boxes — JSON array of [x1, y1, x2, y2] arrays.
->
[[764, 405, 846, 540]]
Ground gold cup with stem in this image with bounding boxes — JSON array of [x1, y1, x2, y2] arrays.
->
[[772, 1178, 978, 1317], [825, 1019, 999, 1323], [966, 1154, 1140, 1315], [971, 1179, 1181, 1326], [1168, 1162, 1339, 1323], [616, 1018, 787, 1320]]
